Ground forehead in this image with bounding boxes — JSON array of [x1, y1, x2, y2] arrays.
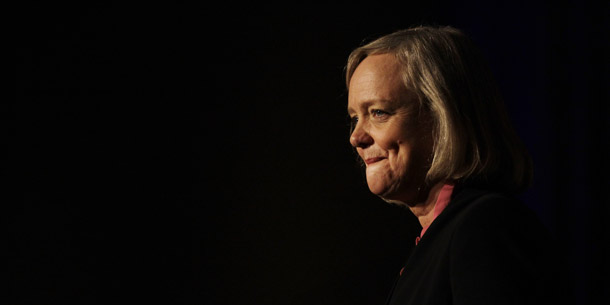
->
[[347, 54, 407, 110]]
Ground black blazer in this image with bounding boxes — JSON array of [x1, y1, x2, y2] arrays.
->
[[386, 187, 571, 305]]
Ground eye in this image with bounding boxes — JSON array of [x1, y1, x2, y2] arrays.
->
[[371, 109, 389, 118]]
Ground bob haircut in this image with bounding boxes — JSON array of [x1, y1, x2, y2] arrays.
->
[[346, 26, 533, 194]]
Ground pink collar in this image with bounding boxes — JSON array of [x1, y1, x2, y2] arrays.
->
[[402, 183, 455, 276], [418, 183, 455, 241]]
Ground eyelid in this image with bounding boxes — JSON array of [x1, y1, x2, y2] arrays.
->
[[371, 109, 389, 116]]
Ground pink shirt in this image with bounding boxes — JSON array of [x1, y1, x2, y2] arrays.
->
[[416, 183, 455, 245], [401, 183, 455, 276]]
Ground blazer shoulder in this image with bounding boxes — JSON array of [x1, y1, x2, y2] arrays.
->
[[451, 189, 533, 223], [446, 189, 566, 304], [448, 189, 549, 242], [420, 188, 532, 246]]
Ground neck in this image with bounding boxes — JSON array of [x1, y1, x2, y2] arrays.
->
[[408, 181, 445, 228]]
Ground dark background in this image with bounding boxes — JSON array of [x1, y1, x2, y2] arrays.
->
[[10, 1, 608, 304]]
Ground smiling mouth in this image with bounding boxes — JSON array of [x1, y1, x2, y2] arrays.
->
[[364, 157, 386, 165]]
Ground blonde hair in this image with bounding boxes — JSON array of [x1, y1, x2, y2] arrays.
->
[[346, 26, 532, 194]]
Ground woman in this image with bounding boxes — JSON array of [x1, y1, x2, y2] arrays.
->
[[346, 26, 568, 305]]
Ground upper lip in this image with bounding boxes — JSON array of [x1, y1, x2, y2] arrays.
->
[[364, 156, 386, 165]]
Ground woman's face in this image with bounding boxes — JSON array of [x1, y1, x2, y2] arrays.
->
[[348, 54, 434, 204]]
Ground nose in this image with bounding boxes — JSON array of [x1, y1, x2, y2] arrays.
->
[[350, 121, 373, 148]]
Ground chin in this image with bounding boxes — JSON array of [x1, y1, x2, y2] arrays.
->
[[381, 197, 412, 208], [366, 179, 390, 196], [367, 180, 419, 207], [368, 182, 402, 201]]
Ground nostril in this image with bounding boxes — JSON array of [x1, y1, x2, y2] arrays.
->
[[352, 131, 371, 146], [350, 131, 365, 148], [351, 135, 372, 149]]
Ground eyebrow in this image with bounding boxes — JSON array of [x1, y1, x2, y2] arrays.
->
[[347, 99, 395, 115]]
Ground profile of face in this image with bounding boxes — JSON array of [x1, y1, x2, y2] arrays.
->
[[348, 54, 434, 205]]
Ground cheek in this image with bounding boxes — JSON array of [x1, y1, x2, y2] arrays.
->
[[372, 126, 411, 164], [388, 135, 430, 182], [387, 146, 414, 185], [370, 126, 404, 152]]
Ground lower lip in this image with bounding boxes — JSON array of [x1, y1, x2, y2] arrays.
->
[[365, 158, 385, 165]]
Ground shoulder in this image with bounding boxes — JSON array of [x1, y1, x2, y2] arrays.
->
[[446, 188, 564, 304], [449, 188, 541, 232], [420, 188, 546, 249], [446, 187, 556, 270]]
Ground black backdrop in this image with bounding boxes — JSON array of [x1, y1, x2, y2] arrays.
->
[[10, 2, 609, 305]]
